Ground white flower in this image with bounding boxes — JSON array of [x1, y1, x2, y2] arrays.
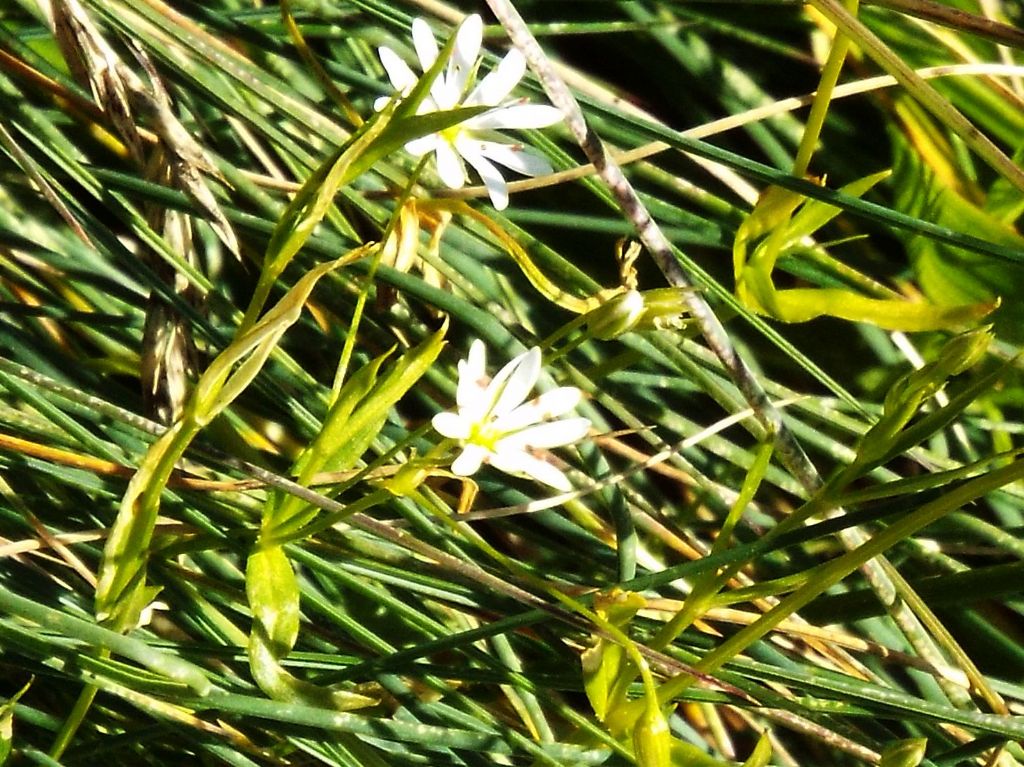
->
[[376, 14, 562, 210], [432, 340, 590, 491]]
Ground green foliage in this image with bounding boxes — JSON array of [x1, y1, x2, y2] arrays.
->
[[95, 254, 357, 632], [894, 135, 1024, 341]]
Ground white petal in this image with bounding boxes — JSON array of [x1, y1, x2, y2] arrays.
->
[[457, 138, 509, 209], [490, 449, 572, 491], [456, 346, 489, 415], [476, 141, 553, 177], [412, 19, 457, 108], [432, 411, 472, 440], [491, 347, 540, 419], [496, 417, 591, 451], [475, 346, 524, 420], [405, 134, 439, 157], [432, 80, 461, 111], [411, 18, 439, 72], [452, 443, 490, 476], [466, 103, 563, 130], [493, 387, 584, 432], [378, 46, 418, 93], [449, 14, 483, 97], [466, 339, 487, 377], [466, 48, 526, 107], [456, 340, 488, 409], [531, 386, 584, 418], [434, 140, 467, 189]]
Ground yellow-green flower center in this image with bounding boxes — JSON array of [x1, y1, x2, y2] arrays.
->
[[468, 419, 501, 451], [440, 124, 463, 144]]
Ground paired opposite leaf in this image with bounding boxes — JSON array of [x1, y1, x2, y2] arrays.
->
[[832, 327, 993, 491], [262, 320, 447, 543], [96, 254, 358, 630], [245, 323, 446, 708], [581, 590, 645, 722]]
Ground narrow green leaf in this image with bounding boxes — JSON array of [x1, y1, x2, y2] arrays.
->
[[97, 254, 358, 631], [265, 322, 446, 542], [246, 546, 300, 658], [195, 254, 361, 424], [291, 351, 391, 480], [740, 732, 773, 767], [837, 327, 992, 485]]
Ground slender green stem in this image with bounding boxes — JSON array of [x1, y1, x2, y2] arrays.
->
[[49, 678, 99, 759]]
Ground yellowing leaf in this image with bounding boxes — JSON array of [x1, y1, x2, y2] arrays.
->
[[741, 732, 773, 767], [734, 175, 995, 331], [0, 679, 31, 766]]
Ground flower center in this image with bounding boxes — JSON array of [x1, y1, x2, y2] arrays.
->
[[440, 124, 463, 144], [468, 419, 501, 451]]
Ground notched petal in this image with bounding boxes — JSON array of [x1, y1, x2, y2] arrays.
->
[[476, 141, 553, 178], [491, 387, 581, 435], [450, 14, 483, 95], [457, 138, 510, 209], [456, 339, 489, 409]]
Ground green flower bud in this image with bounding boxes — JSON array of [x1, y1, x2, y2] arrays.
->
[[638, 288, 691, 330], [588, 290, 646, 339], [586, 288, 691, 340], [633, 701, 671, 767]]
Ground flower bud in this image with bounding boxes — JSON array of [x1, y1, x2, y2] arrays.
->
[[632, 701, 671, 767], [587, 290, 645, 339], [586, 288, 690, 340], [638, 288, 690, 330]]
